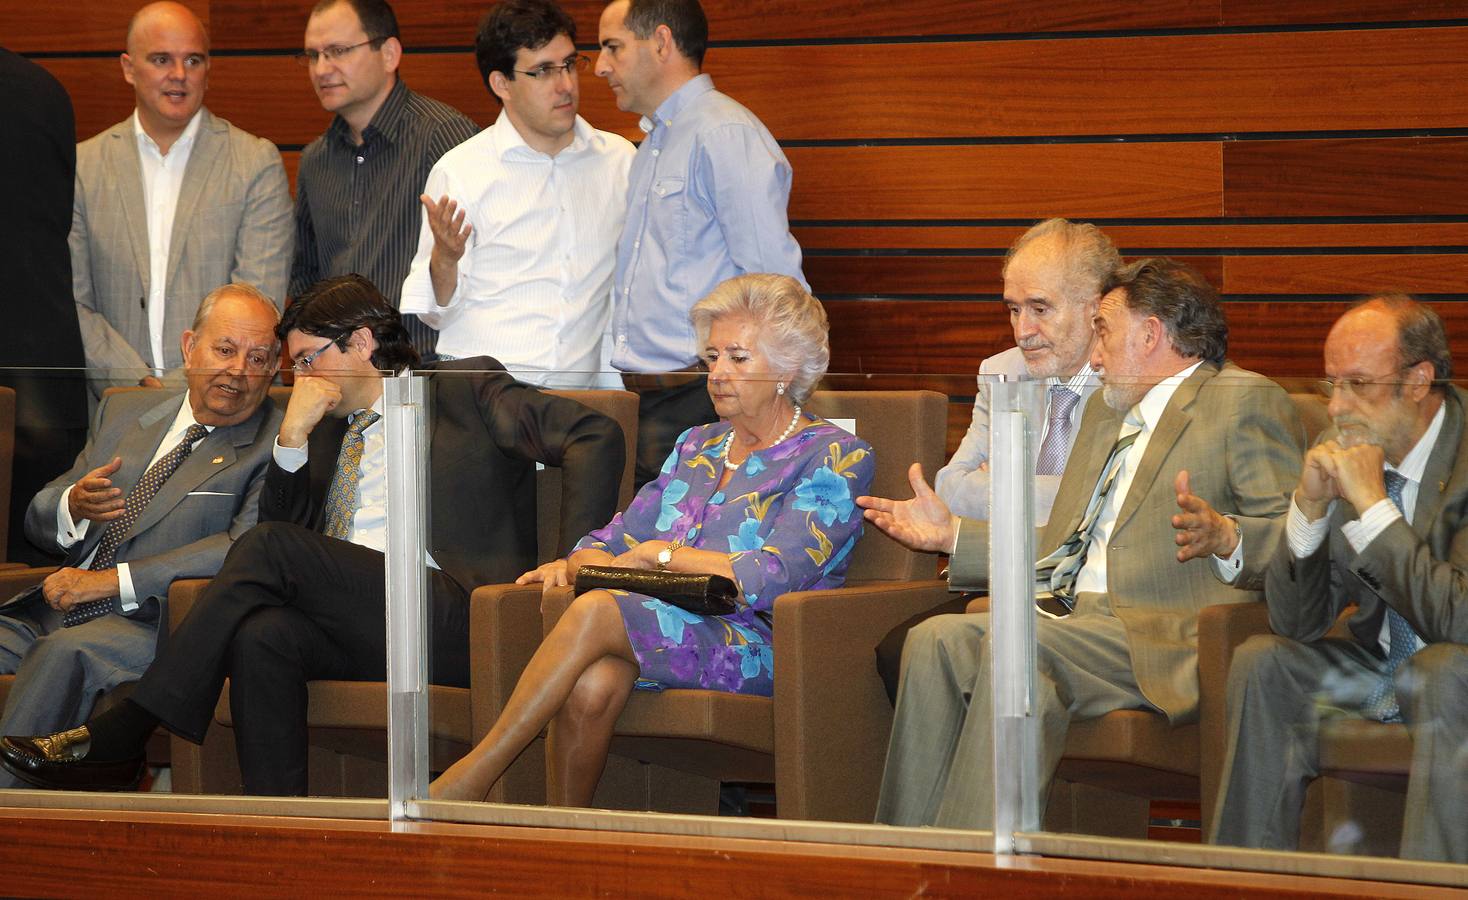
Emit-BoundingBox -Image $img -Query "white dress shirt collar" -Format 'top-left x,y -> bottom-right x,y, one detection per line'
132,107 -> 204,157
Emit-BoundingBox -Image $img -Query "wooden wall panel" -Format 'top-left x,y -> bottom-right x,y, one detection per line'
0,0 -> 208,53
793,224 -> 1468,251
786,144 -> 1222,220
1224,254 -> 1468,295
1225,138 -> 1468,217
1221,0 -> 1468,26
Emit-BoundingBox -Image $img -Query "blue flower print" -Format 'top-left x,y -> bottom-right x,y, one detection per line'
727,516 -> 763,552
744,455 -> 766,477
643,599 -> 704,643
655,479 -> 689,532
735,643 -> 773,679
793,465 -> 854,527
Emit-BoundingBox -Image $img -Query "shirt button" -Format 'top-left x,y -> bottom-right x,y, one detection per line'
652,149 -> 660,157
633,240 -> 640,249
355,155 -> 364,164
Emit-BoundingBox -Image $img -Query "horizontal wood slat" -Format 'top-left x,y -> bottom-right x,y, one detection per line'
0,0 -> 209,53
793,223 -> 1468,251
804,254 -> 1467,297
38,27 -> 1468,145
786,144 -> 1223,220
1225,138 -> 1468,217
823,298 -> 1468,379
1220,0 -> 1468,26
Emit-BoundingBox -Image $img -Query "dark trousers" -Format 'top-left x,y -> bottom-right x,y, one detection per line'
875,596 -> 972,705
129,521 -> 470,796
629,376 -> 717,490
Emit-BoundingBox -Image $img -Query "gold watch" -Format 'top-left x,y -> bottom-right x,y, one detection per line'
656,538 -> 684,570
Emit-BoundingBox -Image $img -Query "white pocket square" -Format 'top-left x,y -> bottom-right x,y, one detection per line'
187,490 -> 234,497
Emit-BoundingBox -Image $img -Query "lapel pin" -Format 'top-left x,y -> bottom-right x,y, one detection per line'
211,456 -> 224,465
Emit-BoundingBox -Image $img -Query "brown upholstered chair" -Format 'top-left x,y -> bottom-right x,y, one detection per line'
171,388 -> 639,796
526,390 -> 952,820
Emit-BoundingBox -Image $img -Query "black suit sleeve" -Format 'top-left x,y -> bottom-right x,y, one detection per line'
472,372 -> 625,557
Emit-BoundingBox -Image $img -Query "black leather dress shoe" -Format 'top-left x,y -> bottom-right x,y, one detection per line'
0,727 -> 145,791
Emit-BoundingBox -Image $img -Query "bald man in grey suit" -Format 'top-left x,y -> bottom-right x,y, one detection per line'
73,2 -> 291,396
0,285 -> 283,786
861,259 -> 1303,829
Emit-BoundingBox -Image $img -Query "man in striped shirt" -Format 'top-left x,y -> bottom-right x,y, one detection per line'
289,0 -> 480,357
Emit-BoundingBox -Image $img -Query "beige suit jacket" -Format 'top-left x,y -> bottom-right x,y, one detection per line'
71,108 -> 292,382
949,361 -> 1304,723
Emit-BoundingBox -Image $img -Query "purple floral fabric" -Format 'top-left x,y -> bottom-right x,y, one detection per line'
574,418 -> 875,696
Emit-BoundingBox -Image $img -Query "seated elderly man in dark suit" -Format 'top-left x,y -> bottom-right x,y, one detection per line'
1211,294 -> 1468,863
0,283 -> 283,788
1,274 -> 625,795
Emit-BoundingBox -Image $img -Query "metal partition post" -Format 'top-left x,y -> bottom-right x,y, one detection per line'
383,372 -> 429,822
988,378 -> 1041,854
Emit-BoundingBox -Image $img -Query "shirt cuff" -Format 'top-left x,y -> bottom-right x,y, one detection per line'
116,562 -> 138,612
1211,516 -> 1245,583
1287,495 -> 1333,558
56,484 -> 87,547
1342,498 -> 1401,554
273,436 -> 308,473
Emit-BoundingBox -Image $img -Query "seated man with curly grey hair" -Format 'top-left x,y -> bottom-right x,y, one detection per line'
431,272 -> 877,805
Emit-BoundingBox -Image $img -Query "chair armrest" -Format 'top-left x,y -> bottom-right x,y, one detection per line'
772,578 -> 956,822
166,578 -> 212,631
468,582 -> 545,743
0,566 -> 56,598
540,585 -> 574,632
1197,599 -> 1271,833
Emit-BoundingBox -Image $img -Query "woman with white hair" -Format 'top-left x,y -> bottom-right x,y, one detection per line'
432,273 -> 875,804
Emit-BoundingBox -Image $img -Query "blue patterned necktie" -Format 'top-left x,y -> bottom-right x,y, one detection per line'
1361,469 -> 1422,723
322,410 -> 380,540
63,423 -> 210,628
1034,425 -> 1140,610
1035,387 -> 1080,477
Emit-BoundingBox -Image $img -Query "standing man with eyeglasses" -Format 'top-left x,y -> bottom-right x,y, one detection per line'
596,0 -> 806,487
399,0 -> 633,387
291,0 -> 480,359
1211,294 -> 1468,863
72,1 -> 292,398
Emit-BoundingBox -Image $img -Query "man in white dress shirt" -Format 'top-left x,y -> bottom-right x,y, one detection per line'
399,0 -> 634,386
71,2 -> 292,397
877,218 -> 1121,702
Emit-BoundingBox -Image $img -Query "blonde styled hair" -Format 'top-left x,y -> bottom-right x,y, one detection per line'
690,274 -> 830,404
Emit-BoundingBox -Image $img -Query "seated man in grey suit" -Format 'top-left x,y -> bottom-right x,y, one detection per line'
0,275 -> 624,795
875,218 -> 1119,701
1211,294 -> 1468,863
73,1 -> 292,396
0,283 -> 283,787
935,218 -> 1117,523
860,258 -> 1303,829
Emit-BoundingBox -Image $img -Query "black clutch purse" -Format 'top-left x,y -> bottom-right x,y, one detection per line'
573,566 -> 739,617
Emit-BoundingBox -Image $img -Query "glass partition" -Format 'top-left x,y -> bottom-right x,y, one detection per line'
0,363 -> 1464,889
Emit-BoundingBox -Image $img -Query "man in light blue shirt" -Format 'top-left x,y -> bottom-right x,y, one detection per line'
596,0 -> 805,485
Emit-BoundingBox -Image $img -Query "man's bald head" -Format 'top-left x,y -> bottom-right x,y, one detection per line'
126,1 -> 208,55
121,1 -> 210,150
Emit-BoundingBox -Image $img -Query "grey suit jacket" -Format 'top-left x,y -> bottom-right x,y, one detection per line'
949,361 -> 1304,723
71,108 -> 292,381
934,346 -> 1099,523
25,389 -> 282,611
1267,386 -> 1468,651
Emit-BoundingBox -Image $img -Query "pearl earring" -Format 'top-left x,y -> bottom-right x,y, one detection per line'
776,382 -> 786,396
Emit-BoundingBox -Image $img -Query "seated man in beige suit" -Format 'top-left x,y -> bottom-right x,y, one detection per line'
861,258 -> 1303,829
72,2 -> 292,396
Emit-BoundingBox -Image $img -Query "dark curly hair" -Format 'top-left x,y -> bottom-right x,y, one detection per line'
475,0 -> 576,100
1106,258 -> 1228,366
279,274 -> 420,373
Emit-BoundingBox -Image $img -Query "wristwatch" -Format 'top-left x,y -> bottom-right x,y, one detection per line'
656,539 -> 684,570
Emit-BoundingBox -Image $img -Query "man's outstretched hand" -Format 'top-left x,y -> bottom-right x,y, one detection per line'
856,462 -> 958,553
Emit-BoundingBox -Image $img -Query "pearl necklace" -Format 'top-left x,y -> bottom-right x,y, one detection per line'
723,405 -> 803,471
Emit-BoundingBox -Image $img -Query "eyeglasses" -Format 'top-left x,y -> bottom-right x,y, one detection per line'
294,38 -> 383,66
292,340 -> 338,374
1317,362 -> 1424,398
514,55 -> 589,81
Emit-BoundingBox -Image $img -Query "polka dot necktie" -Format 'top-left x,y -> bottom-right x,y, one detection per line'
321,410 -> 380,541
1361,469 -> 1423,723
62,423 -> 210,628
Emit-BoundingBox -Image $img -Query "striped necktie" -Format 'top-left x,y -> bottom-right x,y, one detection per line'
1361,469 -> 1423,722
63,423 -> 210,627
1034,426 -> 1140,612
321,410 -> 380,540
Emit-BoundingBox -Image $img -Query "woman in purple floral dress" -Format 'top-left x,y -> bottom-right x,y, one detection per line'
433,275 -> 875,805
